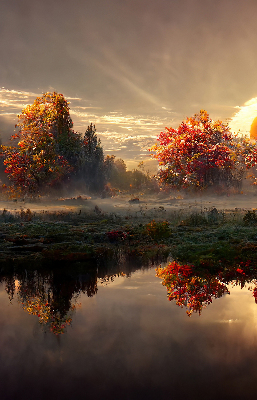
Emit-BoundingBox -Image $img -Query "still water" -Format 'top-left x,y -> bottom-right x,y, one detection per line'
1,263 -> 257,400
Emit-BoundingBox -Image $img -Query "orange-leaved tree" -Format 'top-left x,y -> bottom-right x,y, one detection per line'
1,92 -> 105,196
150,110 -> 257,191
2,92 -> 77,195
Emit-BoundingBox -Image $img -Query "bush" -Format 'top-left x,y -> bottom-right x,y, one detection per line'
145,220 -> 170,241
243,210 -> 257,225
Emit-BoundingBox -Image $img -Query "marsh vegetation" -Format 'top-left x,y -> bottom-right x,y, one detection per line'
0,193 -> 256,271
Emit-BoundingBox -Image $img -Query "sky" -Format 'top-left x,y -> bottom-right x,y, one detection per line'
1,0 -> 257,169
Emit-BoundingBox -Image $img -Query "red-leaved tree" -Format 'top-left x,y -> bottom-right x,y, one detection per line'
150,110 -> 257,191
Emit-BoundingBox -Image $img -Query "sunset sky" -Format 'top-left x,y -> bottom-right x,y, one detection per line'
1,0 -> 257,169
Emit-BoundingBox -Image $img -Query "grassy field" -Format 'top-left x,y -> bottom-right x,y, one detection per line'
0,193 -> 256,271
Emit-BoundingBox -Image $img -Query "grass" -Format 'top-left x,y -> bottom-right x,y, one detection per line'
0,205 -> 256,271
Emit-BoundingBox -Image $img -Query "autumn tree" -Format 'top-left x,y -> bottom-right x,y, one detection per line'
156,257 -> 257,316
150,110 -> 257,191
2,93 -> 76,195
15,92 -> 82,161
14,269 -> 97,335
2,144 -> 70,196
2,93 -> 105,195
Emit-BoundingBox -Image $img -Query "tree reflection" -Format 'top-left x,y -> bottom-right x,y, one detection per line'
157,260 -> 257,316
1,269 -> 98,335
0,261 -> 149,335
4,276 -> 16,302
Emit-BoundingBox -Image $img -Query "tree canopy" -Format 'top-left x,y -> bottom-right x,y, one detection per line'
77,123 -> 105,192
150,110 -> 257,191
1,92 -> 105,196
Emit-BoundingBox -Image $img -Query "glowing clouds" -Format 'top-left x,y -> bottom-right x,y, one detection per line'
0,88 -> 168,165
229,97 -> 257,137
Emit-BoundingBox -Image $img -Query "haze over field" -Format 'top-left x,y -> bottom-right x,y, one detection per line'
1,0 -> 257,169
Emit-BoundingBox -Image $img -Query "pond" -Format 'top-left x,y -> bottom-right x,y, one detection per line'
1,261 -> 257,400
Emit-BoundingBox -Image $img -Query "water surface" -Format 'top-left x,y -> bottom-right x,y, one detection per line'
1,265 -> 257,399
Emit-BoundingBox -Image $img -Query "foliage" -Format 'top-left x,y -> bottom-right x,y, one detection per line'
106,229 -> 127,242
156,261 -> 229,315
6,269 -> 97,335
145,220 -> 170,241
157,260 -> 257,316
243,210 -> 257,225
1,93 -> 76,195
103,156 -> 157,194
15,92 -> 82,164
103,155 -> 127,190
150,110 -> 257,191
77,123 -> 105,192
2,144 -> 71,195
1,93 -> 105,196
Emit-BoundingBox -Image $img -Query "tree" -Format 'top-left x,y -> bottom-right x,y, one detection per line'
2,143 -> 71,196
150,110 -> 257,191
77,123 -> 105,192
15,92 -> 75,150
102,156 -> 158,194
2,92 -> 77,195
103,155 -> 128,190
2,93 -> 105,195
14,269 -> 97,335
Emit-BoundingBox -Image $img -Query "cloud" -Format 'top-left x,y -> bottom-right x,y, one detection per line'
0,88 -> 166,166
0,89 -> 40,110
229,97 -> 257,136
244,97 -> 257,107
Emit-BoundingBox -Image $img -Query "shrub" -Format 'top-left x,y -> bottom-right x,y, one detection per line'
243,210 -> 257,225
145,220 -> 170,241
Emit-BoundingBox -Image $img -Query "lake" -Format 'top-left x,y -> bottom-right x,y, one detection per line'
1,262 -> 257,400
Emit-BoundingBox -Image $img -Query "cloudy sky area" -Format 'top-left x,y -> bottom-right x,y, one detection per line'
1,0 -> 257,169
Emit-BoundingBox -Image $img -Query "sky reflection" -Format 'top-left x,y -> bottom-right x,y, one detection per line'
1,266 -> 257,399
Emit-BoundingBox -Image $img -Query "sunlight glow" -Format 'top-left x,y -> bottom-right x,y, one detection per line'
229,97 -> 257,137
0,87 -> 171,164
0,88 -> 40,110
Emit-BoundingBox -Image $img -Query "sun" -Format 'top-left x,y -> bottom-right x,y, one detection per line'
250,116 -> 257,140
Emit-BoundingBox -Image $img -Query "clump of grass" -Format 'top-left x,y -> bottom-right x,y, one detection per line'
0,209 -> 17,223
20,208 -> 33,221
174,208 -> 227,227
243,210 -> 257,225
145,220 -> 170,241
179,212 -> 207,227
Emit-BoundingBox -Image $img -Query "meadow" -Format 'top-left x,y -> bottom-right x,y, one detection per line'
1,192 -> 256,272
